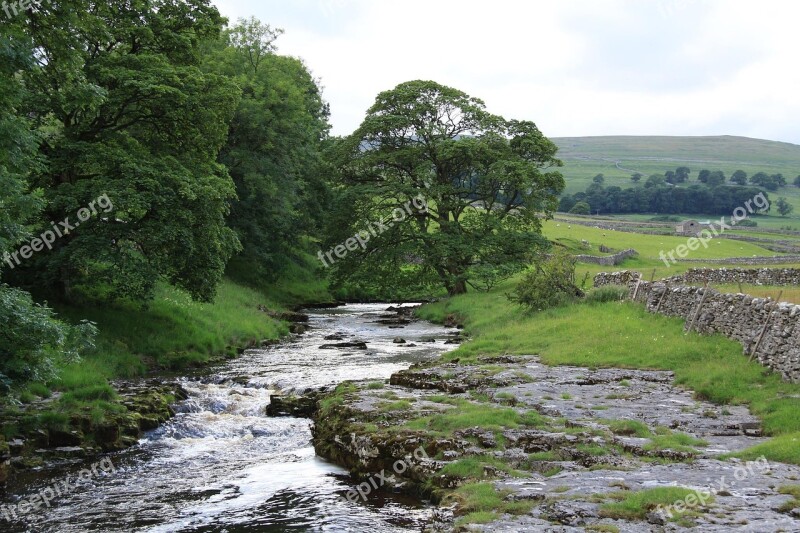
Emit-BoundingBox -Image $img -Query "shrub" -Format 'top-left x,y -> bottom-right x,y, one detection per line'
0,284 -> 97,384
509,249 -> 583,312
569,201 -> 591,215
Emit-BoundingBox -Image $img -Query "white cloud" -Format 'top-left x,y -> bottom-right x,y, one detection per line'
213,0 -> 800,143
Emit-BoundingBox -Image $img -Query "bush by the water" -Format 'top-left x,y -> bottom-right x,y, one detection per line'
509,250 -> 584,312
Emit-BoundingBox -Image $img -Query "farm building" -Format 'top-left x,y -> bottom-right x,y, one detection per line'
675,219 -> 703,236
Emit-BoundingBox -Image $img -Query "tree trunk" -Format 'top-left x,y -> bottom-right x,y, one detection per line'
449,279 -> 467,296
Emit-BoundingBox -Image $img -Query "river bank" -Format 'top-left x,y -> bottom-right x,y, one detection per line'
310,285 -> 800,531
0,255 -> 335,489
1,303 -> 459,531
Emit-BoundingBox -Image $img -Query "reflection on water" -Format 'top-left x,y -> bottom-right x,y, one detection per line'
1,304 -> 456,532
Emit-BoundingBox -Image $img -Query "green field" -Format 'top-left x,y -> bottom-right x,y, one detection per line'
553,135 -> 800,217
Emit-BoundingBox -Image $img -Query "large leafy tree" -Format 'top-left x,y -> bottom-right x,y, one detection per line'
207,18 -> 331,282
0,28 -> 95,388
10,0 -> 241,303
330,80 -> 564,295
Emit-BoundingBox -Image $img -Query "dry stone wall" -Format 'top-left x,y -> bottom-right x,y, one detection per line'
594,270 -> 800,383
668,267 -> 800,286
574,248 -> 638,266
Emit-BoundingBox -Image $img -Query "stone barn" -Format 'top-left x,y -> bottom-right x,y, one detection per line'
675,219 -> 702,236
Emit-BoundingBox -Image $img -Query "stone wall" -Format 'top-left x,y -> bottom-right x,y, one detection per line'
668,267 -> 800,286
574,248 -> 638,266
594,270 -> 800,383
677,255 -> 800,265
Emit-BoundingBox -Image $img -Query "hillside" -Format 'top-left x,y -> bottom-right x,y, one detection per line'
553,135 -> 800,197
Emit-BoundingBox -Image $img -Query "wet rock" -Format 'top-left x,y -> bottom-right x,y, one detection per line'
393,338 -> 407,344
375,318 -> 411,325
7,439 -> 25,454
443,314 -> 462,328
93,423 -> 121,450
48,428 -> 83,447
319,342 -> 368,350
289,323 -> 309,334
543,500 -> 598,526
741,421 -> 763,436
267,310 -> 310,323
646,510 -> 668,525
266,393 -> 320,418
324,334 -> 345,341
0,438 -> 8,486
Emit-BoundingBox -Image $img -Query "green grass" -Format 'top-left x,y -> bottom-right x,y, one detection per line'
644,431 -> 708,454
377,400 -> 412,412
545,220 -> 781,261
599,486 -> 714,521
56,279 -> 288,372
777,485 -> 800,513
443,482 -> 535,526
404,401 -> 545,435
438,455 -> 527,480
605,419 -> 652,438
728,433 -> 800,465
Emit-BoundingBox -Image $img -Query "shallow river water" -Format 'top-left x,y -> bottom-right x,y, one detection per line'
2,303 -> 456,532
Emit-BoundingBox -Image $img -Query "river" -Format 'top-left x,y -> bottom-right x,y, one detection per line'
1,303 -> 456,532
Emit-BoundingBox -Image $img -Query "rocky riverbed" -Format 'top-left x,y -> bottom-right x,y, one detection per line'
0,380 -> 187,473
312,354 -> 800,531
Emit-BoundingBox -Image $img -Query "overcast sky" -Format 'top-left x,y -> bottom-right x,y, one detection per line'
213,0 -> 800,144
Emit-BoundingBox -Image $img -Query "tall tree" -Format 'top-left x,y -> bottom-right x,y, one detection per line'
226,16 -> 283,74
731,169 -> 748,185
776,197 -> 794,217
209,18 -> 331,283
0,27 -> 95,387
706,170 -> 726,187
11,0 -> 241,303
330,80 -> 564,295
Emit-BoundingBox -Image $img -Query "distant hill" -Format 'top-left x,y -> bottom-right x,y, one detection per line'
550,135 -> 800,195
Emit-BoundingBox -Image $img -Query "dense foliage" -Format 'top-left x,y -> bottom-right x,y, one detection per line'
0,5 -> 329,389
560,181 -> 770,215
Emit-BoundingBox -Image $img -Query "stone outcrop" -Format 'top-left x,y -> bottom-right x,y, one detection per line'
266,392 -> 320,417
312,357 -> 800,531
595,270 -> 800,382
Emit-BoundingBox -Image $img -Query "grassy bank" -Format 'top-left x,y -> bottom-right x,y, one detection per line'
3,254 -> 333,437
417,277 -> 800,466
